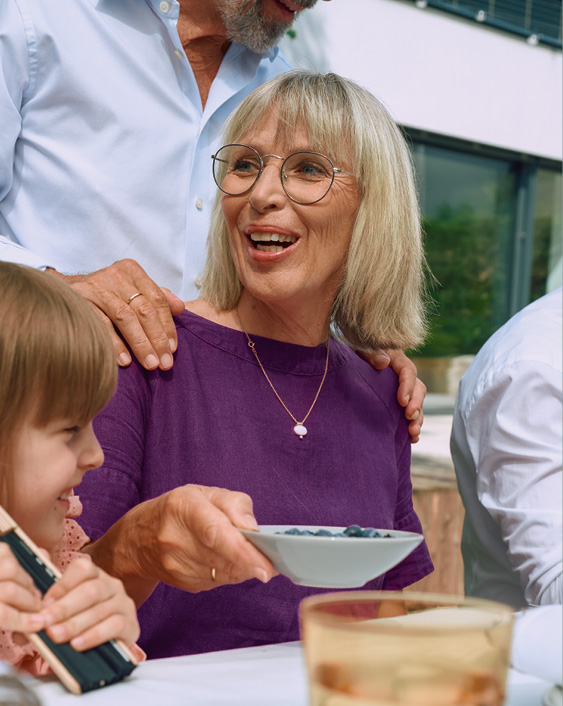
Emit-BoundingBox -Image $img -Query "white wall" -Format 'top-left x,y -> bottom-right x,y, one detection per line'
279,0 -> 562,161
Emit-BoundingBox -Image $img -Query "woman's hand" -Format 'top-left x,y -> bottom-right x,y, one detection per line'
37,557 -> 139,651
84,485 -> 278,607
361,349 -> 426,443
47,260 -> 185,371
0,544 -> 44,633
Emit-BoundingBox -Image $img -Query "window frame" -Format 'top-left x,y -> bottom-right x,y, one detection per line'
404,125 -> 562,320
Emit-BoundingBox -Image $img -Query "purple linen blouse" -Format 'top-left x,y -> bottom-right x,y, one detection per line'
79,311 -> 433,658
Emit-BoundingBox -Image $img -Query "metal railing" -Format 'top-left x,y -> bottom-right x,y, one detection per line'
412,0 -> 562,48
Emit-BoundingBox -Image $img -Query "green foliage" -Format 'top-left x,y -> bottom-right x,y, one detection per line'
413,203 -> 512,357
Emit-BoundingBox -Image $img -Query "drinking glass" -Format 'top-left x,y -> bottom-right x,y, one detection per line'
300,591 -> 514,706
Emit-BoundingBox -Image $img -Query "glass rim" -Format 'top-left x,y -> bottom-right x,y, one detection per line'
211,144 -> 343,205
300,590 -> 514,633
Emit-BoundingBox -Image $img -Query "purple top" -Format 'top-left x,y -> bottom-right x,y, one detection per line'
79,311 -> 433,658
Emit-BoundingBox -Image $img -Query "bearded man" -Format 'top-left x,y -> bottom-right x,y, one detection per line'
0,1 -> 319,361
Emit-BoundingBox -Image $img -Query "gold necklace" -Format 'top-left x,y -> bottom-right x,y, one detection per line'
236,308 -> 330,439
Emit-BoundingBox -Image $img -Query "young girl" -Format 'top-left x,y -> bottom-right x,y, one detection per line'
0,262 -> 142,675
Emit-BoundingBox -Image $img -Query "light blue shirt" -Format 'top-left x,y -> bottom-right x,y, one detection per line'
0,0 -> 291,298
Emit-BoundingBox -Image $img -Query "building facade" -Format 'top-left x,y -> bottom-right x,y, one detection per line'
280,0 -> 562,380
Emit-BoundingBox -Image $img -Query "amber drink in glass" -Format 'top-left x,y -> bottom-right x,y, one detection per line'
300,591 -> 513,706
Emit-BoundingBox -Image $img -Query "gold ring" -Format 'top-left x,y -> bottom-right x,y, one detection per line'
126,292 -> 144,304
210,567 -> 216,582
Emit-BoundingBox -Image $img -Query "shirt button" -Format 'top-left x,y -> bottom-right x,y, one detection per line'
160,1 -> 171,13
195,198 -> 204,210
174,49 -> 183,59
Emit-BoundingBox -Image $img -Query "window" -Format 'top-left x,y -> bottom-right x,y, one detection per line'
412,144 -> 516,356
412,0 -> 562,47
530,168 -> 563,299
406,132 -> 562,357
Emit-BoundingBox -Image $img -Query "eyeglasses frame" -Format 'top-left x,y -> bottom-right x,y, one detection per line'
211,144 -> 356,205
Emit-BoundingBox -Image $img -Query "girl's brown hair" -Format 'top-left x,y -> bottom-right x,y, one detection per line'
0,263 -> 116,508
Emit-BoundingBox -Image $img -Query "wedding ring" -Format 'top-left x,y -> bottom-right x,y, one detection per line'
210,567 -> 217,582
126,292 -> 144,304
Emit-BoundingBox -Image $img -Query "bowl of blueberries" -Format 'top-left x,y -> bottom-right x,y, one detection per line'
239,525 -> 423,588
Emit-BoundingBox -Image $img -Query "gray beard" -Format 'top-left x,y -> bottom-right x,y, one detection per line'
219,0 -> 319,53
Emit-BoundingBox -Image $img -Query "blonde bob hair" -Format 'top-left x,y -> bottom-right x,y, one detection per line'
0,263 -> 116,509
200,70 -> 428,352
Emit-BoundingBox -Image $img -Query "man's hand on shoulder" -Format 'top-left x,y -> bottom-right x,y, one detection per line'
360,349 -> 426,443
47,260 -> 185,370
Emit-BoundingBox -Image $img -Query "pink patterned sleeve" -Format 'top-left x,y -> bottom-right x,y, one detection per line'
0,495 -> 145,676
51,494 -> 91,569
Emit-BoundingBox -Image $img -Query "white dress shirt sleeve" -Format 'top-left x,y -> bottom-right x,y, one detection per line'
0,0 -> 26,204
464,360 -> 562,606
0,2 -> 51,269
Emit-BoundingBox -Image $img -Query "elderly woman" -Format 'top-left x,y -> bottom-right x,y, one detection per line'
78,71 -> 433,658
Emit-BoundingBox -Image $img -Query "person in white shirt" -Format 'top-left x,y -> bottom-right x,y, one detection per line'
451,288 -> 562,608
0,0 -> 426,437
0,0 -> 298,365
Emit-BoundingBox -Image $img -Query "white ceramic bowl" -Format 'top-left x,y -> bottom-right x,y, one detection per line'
240,525 -> 423,588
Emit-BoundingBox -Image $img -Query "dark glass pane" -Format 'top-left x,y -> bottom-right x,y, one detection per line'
530,168 -> 562,300
412,145 -> 516,356
455,0 -> 489,12
495,0 -> 527,28
530,0 -> 562,37
438,0 -> 562,41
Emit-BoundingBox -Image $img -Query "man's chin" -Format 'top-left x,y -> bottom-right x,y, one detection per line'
221,0 -> 319,54
228,23 -> 288,54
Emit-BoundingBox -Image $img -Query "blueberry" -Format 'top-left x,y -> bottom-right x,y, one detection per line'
277,525 -> 394,539
344,525 -> 362,537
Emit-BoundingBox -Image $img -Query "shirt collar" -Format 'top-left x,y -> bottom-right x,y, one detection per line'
145,0 -> 280,62
228,42 -> 280,63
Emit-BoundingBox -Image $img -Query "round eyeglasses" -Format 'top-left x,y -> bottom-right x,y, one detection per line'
211,144 -> 356,205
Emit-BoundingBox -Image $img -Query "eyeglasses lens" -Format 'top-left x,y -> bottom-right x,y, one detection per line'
282,153 -> 334,203
213,146 -> 335,204
213,145 -> 261,195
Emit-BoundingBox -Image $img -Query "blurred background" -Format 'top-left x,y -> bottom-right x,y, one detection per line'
280,0 -> 562,392
280,1 -> 562,593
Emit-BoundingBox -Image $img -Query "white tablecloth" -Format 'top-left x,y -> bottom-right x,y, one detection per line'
22,641 -> 554,706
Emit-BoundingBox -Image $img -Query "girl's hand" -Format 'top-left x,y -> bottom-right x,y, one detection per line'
38,557 -> 139,651
0,543 -> 43,632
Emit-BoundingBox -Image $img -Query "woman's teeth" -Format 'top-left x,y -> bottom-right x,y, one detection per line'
250,233 -> 297,252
